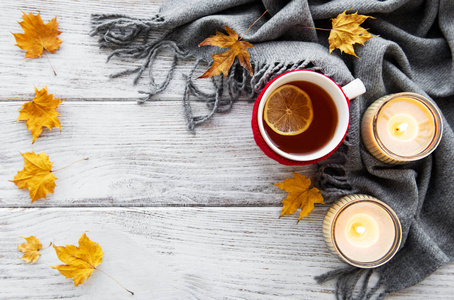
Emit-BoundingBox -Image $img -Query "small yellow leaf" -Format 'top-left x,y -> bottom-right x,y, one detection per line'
298,186 -> 324,220
17,86 -> 62,143
198,25 -> 254,78
11,151 -> 57,202
51,233 -> 103,286
275,172 -> 324,222
12,12 -> 62,59
17,236 -> 43,264
328,10 -> 374,57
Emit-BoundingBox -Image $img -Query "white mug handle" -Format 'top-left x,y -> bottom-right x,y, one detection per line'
342,78 -> 366,100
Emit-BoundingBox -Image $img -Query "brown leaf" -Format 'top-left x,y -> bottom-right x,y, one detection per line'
328,10 -> 374,57
12,12 -> 62,58
11,151 -> 57,202
17,86 -> 62,143
198,25 -> 253,78
275,172 -> 324,222
17,236 -> 43,264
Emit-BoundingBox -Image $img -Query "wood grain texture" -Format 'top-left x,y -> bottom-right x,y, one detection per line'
2,0 -> 454,298
0,101 -> 316,207
0,0 -> 216,100
2,207 -> 454,300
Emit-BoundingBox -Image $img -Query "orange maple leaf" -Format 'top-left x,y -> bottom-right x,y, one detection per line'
17,86 -> 62,144
328,10 -> 374,57
198,25 -> 254,78
11,151 -> 57,202
17,236 -> 43,264
275,172 -> 324,222
13,12 -> 62,58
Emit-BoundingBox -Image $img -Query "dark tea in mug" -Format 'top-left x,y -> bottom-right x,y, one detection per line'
255,70 -> 364,164
262,81 -> 339,155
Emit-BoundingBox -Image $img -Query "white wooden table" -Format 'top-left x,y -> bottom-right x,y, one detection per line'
1,1 -> 453,299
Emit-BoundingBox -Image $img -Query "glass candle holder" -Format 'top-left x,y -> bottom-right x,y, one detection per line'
323,194 -> 402,268
361,92 -> 443,164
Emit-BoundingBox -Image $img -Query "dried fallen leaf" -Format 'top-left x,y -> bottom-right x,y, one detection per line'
198,25 -> 253,78
11,151 -> 57,202
12,12 -> 62,58
51,232 -> 103,286
275,172 -> 324,222
328,10 -> 374,57
17,86 -> 62,143
17,236 -> 43,264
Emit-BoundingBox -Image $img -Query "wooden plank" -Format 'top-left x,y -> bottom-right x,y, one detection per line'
0,0 -> 217,100
2,207 -> 453,299
0,101 -> 316,207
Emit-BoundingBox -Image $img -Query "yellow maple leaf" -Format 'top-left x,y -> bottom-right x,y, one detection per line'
198,25 -> 254,78
17,86 -> 62,143
275,172 -> 324,222
17,236 -> 43,264
51,233 -> 104,286
12,12 -> 62,58
328,10 -> 374,57
11,151 -> 57,202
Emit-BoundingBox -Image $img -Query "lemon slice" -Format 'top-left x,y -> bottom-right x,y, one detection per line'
264,84 -> 314,136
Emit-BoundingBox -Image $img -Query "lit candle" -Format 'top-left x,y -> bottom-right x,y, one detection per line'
361,93 -> 443,164
323,194 -> 402,268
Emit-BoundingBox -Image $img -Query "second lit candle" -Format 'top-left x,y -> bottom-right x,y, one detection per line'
361,92 -> 443,164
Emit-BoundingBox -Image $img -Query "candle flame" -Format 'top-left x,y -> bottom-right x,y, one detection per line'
355,225 -> 366,235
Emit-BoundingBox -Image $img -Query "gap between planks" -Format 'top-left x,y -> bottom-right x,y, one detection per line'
0,98 -> 252,102
0,203 -> 309,209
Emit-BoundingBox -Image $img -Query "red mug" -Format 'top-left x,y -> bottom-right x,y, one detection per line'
252,70 -> 366,165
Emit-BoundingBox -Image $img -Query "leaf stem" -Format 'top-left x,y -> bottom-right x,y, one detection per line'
239,9 -> 268,41
41,241 -> 53,250
52,157 -> 89,173
95,268 -> 134,295
298,25 -> 331,31
43,50 -> 57,76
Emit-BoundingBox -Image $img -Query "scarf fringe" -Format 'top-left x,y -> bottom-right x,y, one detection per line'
91,13 -> 165,46
315,267 -> 387,300
90,14 -> 326,132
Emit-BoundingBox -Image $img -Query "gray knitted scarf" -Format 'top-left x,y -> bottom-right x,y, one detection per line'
91,0 -> 454,298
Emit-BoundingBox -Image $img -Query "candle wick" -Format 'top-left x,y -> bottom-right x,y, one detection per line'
395,123 -> 408,132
